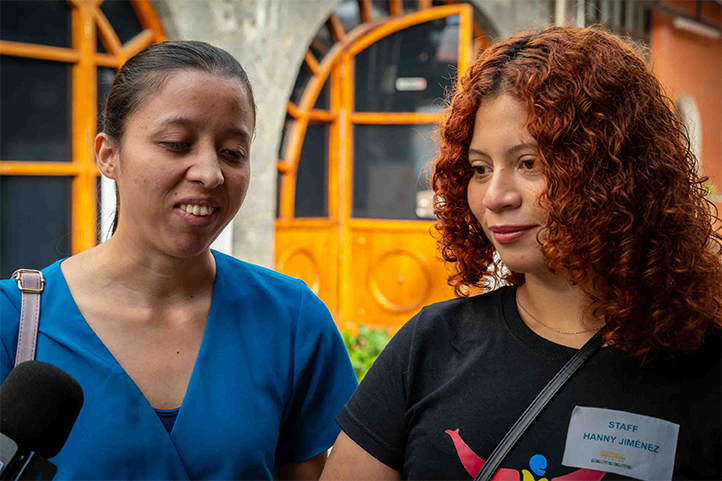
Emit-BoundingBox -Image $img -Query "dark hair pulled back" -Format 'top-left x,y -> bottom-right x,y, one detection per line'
102,40 -> 256,141
100,40 -> 256,234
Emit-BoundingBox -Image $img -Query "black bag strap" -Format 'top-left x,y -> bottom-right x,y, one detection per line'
474,331 -> 604,481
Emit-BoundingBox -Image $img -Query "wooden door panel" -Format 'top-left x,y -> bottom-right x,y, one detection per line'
275,222 -> 339,315
340,220 -> 454,332
274,5 -> 475,333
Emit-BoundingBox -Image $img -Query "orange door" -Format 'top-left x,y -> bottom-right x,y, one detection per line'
276,4 -> 474,333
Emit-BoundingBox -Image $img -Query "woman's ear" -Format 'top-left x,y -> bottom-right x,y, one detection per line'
95,133 -> 119,180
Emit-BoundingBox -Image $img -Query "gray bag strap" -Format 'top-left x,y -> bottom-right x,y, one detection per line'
11,269 -> 45,367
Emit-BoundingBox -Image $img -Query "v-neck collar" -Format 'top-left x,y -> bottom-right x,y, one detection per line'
50,251 -> 222,438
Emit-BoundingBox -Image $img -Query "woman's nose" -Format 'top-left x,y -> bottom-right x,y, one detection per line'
186,148 -> 224,189
482,171 -> 522,212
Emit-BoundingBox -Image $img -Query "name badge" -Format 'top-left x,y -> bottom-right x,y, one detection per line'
562,406 -> 679,481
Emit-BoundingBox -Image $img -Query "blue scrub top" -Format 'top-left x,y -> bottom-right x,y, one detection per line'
1,251 -> 358,480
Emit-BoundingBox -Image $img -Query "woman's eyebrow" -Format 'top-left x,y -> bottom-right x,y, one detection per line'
468,148 -> 489,158
468,142 -> 537,158
157,116 -> 199,128
152,117 -> 250,141
225,127 -> 251,141
150,117 -> 197,137
505,142 -> 538,156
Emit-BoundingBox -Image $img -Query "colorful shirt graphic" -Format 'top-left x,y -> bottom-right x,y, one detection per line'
445,429 -> 606,481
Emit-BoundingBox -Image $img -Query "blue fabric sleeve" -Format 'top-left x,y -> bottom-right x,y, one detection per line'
275,281 -> 358,464
0,279 -> 20,383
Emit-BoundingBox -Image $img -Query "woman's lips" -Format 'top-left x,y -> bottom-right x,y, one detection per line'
176,206 -> 220,226
489,225 -> 535,244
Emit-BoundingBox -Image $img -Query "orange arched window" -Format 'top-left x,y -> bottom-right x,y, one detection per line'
0,0 -> 165,278
276,0 -> 487,331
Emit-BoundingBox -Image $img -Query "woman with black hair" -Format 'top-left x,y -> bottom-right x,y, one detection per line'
1,40 -> 357,480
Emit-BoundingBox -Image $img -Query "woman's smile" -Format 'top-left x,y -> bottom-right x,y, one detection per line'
176,204 -> 221,226
174,196 -> 223,227
488,225 -> 537,244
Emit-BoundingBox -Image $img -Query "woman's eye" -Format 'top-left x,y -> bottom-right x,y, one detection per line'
520,158 -> 536,170
222,149 -> 245,161
469,164 -> 491,178
161,142 -> 190,151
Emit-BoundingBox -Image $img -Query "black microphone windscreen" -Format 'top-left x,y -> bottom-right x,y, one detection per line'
0,361 -> 84,459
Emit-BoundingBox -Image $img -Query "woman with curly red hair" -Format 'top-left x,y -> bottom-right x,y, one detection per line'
322,25 -> 721,481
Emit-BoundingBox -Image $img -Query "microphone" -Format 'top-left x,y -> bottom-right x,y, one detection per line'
0,361 -> 84,480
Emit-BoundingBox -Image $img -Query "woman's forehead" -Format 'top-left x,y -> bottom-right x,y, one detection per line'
129,71 -> 254,132
475,94 -> 527,124
471,94 -> 534,149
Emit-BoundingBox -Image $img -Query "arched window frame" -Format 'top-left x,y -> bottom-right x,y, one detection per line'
0,0 -> 165,254
276,0 -> 484,224
275,0 -> 486,328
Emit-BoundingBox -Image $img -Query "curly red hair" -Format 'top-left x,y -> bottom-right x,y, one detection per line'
432,25 -> 722,359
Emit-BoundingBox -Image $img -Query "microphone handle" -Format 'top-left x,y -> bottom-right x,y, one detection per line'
0,435 -> 56,481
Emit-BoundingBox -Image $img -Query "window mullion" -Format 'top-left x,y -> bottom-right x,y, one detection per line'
457,3 -> 473,89
71,1 -> 99,254
0,40 -> 80,63
328,67 -> 341,221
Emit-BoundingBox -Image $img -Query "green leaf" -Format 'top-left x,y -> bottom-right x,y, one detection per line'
342,325 -> 391,381
703,183 -> 716,197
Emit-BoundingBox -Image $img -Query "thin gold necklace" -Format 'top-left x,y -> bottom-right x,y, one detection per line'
516,290 -> 604,335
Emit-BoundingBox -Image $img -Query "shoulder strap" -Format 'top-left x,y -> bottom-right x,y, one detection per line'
11,269 -> 45,367
474,331 -> 604,481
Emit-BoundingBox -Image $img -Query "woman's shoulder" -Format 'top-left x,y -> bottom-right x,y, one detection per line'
1,260 -> 65,312
417,286 -> 511,328
670,327 -> 722,373
212,250 -> 326,316
394,286 -> 513,348
213,249 -> 306,290
1,260 -> 65,377
420,286 -> 509,318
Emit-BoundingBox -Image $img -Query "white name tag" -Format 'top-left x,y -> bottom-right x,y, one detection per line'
562,406 -> 679,481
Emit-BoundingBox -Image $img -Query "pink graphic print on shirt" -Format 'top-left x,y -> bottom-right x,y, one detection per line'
445,429 -> 607,481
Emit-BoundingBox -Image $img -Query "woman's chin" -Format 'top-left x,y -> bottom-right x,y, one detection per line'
159,236 -> 216,260
497,255 -> 548,277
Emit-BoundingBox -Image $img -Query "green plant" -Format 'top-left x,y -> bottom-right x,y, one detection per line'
703,182 -> 716,198
342,325 -> 391,381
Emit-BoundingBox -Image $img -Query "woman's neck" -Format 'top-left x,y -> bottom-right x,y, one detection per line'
71,236 -> 216,307
517,272 -> 605,348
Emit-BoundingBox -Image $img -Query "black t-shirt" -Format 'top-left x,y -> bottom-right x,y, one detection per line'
337,286 -> 721,480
